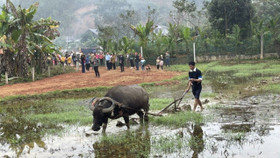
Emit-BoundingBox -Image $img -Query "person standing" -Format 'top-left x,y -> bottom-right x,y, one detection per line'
126,53 -> 129,67
81,53 -> 86,73
67,56 -> 72,66
156,57 -> 160,70
135,52 -> 140,70
72,52 -> 77,66
93,55 -> 100,77
105,52 -> 111,70
90,53 -> 95,70
111,53 -> 116,70
99,52 -> 104,66
185,61 -> 204,112
165,51 -> 170,67
140,57 -> 146,71
86,54 -> 91,71
60,56 -> 65,66
160,57 -> 164,70
119,54 -> 125,72
129,53 -> 134,69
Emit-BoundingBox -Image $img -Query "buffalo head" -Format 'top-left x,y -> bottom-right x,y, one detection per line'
90,97 -> 118,131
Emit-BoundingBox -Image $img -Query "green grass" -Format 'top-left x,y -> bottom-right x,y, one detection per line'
0,86 -> 111,102
94,130 -> 150,158
149,98 -> 174,110
152,135 -> 184,154
263,83 -> 280,94
150,111 -> 203,127
26,106 -> 92,125
24,99 -> 92,125
201,92 -> 217,98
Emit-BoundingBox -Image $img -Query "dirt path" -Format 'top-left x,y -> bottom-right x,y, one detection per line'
0,66 -> 182,98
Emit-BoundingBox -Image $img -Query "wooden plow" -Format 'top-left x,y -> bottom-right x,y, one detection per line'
147,91 -> 188,116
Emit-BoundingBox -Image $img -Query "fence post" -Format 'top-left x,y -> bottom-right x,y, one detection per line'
32,67 -> 35,81
193,42 -> 196,63
48,66 -> 51,77
76,62 -> 79,72
5,71 -> 8,84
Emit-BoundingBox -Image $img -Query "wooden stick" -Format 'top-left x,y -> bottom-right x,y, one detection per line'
158,91 -> 188,114
157,100 -> 177,114
147,112 -> 163,116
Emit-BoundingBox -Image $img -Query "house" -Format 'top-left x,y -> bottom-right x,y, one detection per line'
153,25 -> 169,36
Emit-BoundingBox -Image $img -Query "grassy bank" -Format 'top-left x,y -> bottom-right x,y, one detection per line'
0,86 -> 112,103
167,59 -> 280,98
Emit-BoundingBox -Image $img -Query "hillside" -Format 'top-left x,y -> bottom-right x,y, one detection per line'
3,0 -> 206,37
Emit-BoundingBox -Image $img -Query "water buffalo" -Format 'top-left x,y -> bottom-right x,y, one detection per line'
90,85 -> 149,132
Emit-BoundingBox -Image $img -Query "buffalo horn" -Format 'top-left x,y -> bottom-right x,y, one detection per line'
89,98 -> 99,111
100,97 -> 119,113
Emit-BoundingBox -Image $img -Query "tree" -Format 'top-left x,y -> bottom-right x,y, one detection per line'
118,36 -> 134,54
130,20 -> 155,50
98,26 -> 116,52
253,0 -> 280,20
0,0 -> 60,78
152,30 -> 167,56
227,25 -> 243,54
208,0 -> 254,38
171,0 -> 197,27
93,0 -> 137,40
180,26 -> 191,54
251,20 -> 270,59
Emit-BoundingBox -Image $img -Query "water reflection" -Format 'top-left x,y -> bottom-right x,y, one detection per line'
0,117 -> 44,157
187,124 -> 204,158
206,71 -> 250,92
0,115 -> 61,157
93,125 -> 151,158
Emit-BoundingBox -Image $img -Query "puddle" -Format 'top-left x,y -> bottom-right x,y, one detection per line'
1,91 -> 280,157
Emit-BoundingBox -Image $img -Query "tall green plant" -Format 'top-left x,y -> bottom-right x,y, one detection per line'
180,26 -> 191,54
130,20 -> 155,49
227,25 -> 243,54
118,36 -> 134,54
0,0 -> 60,78
251,20 -> 270,59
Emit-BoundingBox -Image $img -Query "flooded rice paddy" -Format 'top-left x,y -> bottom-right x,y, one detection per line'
1,91 -> 279,157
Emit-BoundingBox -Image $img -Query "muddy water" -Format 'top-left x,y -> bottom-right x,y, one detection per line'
1,93 -> 280,157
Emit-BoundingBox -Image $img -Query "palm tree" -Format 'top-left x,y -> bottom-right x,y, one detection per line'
251,20 -> 270,59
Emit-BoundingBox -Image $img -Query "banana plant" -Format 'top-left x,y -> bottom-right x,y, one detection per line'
179,26 -> 191,54
227,25 -> 243,54
130,20 -> 155,49
0,4 -> 20,76
1,0 -> 60,77
118,36 -> 134,54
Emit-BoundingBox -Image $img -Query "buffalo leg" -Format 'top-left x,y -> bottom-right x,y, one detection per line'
123,116 -> 130,129
144,109 -> 149,122
102,118 -> 108,133
137,111 -> 144,124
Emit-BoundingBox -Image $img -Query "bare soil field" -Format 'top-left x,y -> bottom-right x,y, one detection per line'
0,66 -> 182,98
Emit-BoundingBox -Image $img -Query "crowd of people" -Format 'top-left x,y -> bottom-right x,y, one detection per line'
47,50 -> 171,78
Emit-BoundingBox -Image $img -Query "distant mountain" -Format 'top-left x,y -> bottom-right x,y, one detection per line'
2,0 -> 208,37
